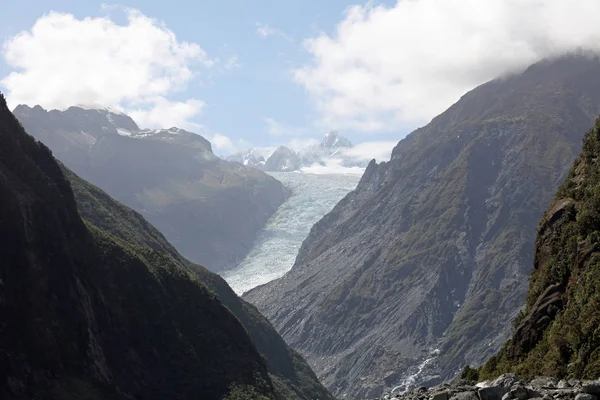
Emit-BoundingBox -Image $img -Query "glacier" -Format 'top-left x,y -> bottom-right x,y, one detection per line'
221,171 -> 361,295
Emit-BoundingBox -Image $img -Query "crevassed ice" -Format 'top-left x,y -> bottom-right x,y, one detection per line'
221,171 -> 361,295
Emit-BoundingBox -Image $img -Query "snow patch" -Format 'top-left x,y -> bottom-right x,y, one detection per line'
74,104 -> 126,115
79,130 -> 97,144
116,128 -> 132,137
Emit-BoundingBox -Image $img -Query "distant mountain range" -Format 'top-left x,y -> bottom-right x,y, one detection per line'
226,131 -> 368,173
13,105 -> 289,272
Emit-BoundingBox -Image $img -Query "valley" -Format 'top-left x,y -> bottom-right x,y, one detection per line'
222,171 -> 362,295
4,2 -> 600,399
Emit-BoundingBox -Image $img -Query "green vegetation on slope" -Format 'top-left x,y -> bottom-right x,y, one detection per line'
62,153 -> 334,400
481,116 -> 600,379
0,92 -> 276,400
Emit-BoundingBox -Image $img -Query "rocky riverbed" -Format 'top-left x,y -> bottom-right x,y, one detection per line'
375,375 -> 600,400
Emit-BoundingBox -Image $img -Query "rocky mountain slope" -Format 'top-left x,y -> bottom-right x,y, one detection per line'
12,105 -> 289,272
62,167 -> 335,400
0,93 -> 277,400
245,55 -> 600,398
480,115 -> 600,380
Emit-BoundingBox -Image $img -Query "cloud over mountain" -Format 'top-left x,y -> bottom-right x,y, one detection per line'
295,0 -> 600,132
1,8 -> 211,128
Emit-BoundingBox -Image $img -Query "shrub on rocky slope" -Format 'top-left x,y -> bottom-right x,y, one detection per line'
481,116 -> 600,380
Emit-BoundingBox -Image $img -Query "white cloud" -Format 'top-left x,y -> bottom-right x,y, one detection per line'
301,158 -> 365,175
295,0 -> 600,132
205,133 -> 252,155
1,9 -> 212,127
256,22 -> 292,41
256,22 -> 278,38
287,137 -> 320,150
211,133 -> 235,150
265,117 -> 308,136
339,140 -> 397,162
224,55 -> 240,70
128,97 -> 205,129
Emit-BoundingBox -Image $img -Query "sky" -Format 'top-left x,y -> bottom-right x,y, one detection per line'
2,0 -> 600,158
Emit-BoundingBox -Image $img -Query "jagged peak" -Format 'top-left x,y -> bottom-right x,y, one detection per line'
320,130 -> 352,149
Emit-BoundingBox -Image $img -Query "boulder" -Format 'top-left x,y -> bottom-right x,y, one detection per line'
531,378 -> 558,389
503,393 -> 515,400
451,391 -> 479,400
575,394 -> 596,400
494,375 -> 521,388
480,386 -> 511,400
582,384 -> 600,396
432,392 -> 450,400
511,386 -> 529,400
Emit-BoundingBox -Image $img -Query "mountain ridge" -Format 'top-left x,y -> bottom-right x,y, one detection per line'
62,165 -> 335,400
226,131 -> 366,172
245,54 -> 600,398
0,92 -> 277,400
13,104 -> 289,272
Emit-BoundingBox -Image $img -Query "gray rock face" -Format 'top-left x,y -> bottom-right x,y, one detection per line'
13,105 -> 290,272
245,55 -> 600,396
264,146 -> 302,172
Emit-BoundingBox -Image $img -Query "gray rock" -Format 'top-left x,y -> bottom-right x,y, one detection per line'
480,386 -> 511,400
450,391 -> 479,400
494,374 -> 521,388
510,386 -> 529,400
432,392 -> 449,400
527,389 -> 544,399
531,378 -> 558,389
503,393 -> 515,400
558,381 -> 571,389
575,394 -> 596,400
583,384 -> 600,396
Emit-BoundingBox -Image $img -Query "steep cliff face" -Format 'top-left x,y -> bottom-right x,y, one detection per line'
245,55 -> 600,398
13,105 -> 289,272
0,94 -> 276,399
63,167 -> 335,400
481,116 -> 600,380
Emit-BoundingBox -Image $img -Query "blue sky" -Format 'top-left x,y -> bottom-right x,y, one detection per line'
0,0 -> 403,156
2,0 -> 600,157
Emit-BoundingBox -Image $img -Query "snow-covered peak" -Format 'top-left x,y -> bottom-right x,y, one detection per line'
73,104 -> 128,116
320,131 -> 352,149
224,132 -> 370,173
